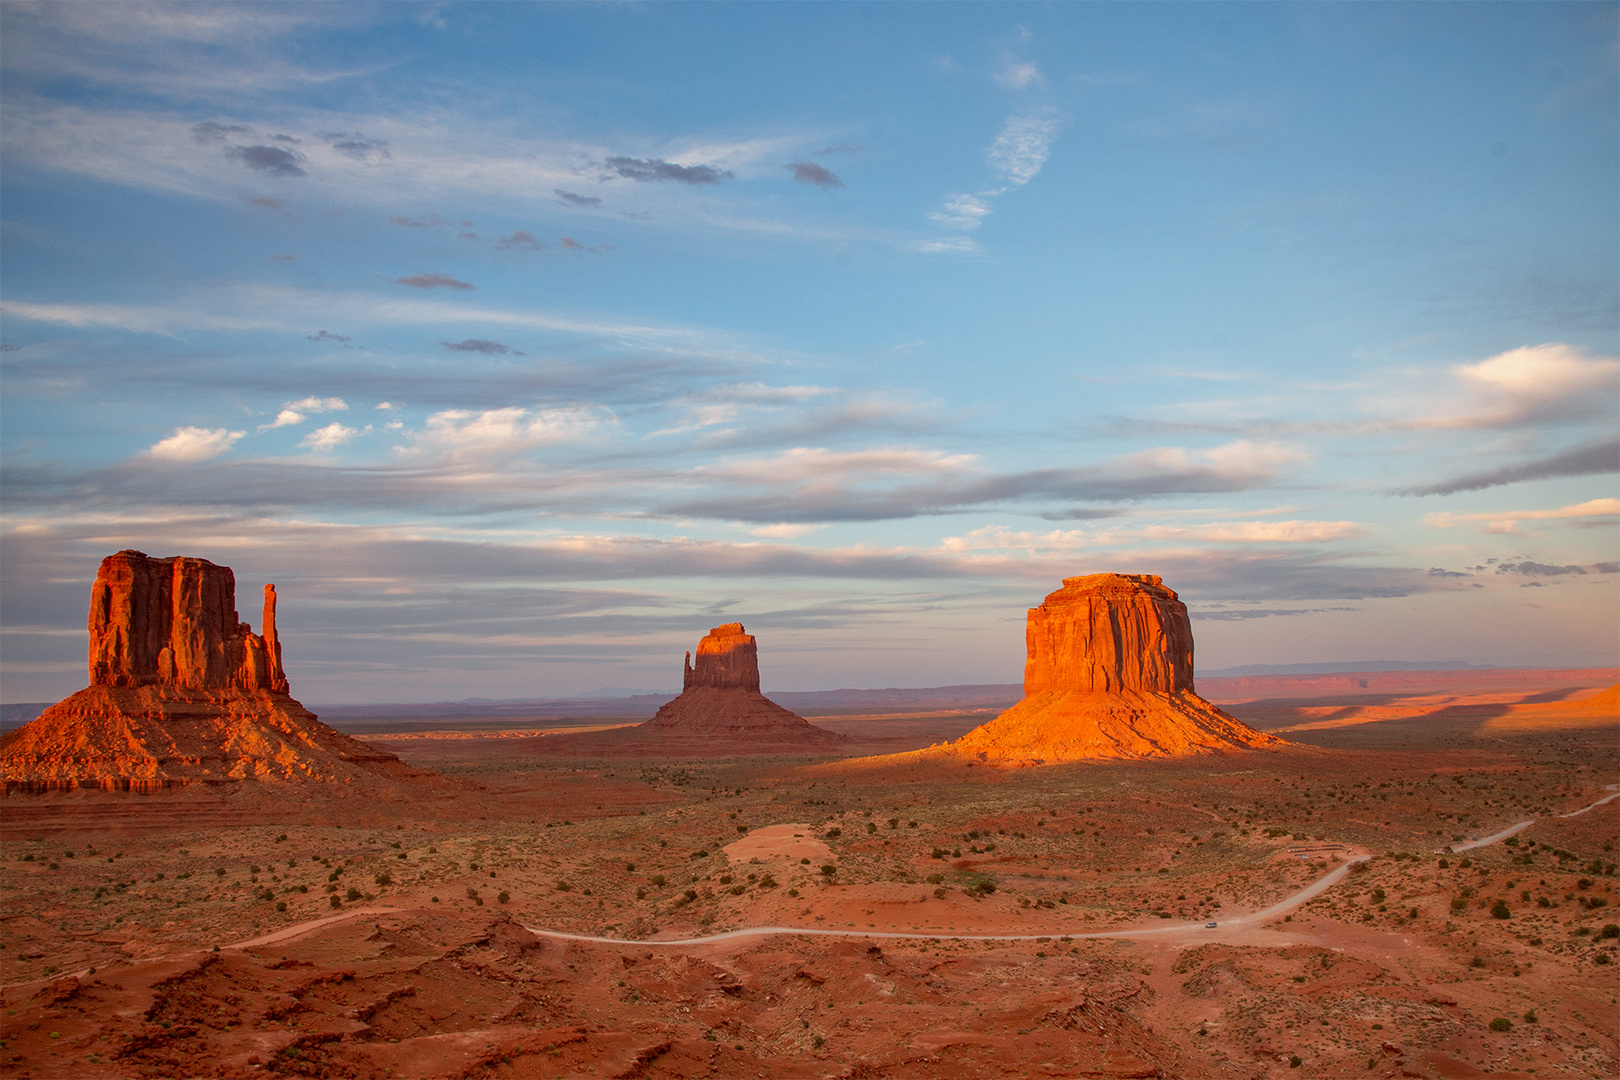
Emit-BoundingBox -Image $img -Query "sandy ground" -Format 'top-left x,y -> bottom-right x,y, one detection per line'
1,670 -> 1615,1079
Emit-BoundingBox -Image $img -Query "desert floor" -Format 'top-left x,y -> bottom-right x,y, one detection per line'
2,669 -> 1616,1079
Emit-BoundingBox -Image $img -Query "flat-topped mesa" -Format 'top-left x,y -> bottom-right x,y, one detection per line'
1025,574 -> 1194,696
682,622 -> 761,692
948,573 -> 1280,763
87,550 -> 286,693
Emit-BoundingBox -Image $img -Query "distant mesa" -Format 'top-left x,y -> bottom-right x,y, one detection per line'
640,623 -> 847,747
949,574 -> 1281,763
531,623 -> 848,756
1,550 -> 416,793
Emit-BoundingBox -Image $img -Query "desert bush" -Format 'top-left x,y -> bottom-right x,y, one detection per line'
498,890 -> 510,904
1602,924 -> 1619,938
275,901 -> 287,912
555,880 -> 572,891
466,886 -> 479,899
1490,900 -> 1510,919
821,864 -> 836,876
329,895 -> 341,909
345,887 -> 361,901
759,874 -> 777,888
650,874 -> 666,886
926,873 -> 944,884
1488,1018 -> 1512,1032
374,871 -> 392,887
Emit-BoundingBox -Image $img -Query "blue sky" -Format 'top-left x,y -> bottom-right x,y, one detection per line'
2,2 -> 1616,704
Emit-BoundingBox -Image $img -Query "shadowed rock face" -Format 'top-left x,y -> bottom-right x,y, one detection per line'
2,551 -> 407,794
682,623 -> 761,692
88,550 -> 286,693
952,574 -> 1280,763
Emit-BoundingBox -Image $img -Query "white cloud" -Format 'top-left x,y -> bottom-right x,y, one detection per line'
264,409 -> 306,429
1116,439 -> 1307,486
287,396 -> 348,412
1425,497 -> 1620,534
1449,344 -> 1620,427
930,193 -> 993,230
402,406 -> 606,461
300,422 -> 359,452
144,425 -> 245,462
375,401 -> 399,410
988,113 -> 1058,186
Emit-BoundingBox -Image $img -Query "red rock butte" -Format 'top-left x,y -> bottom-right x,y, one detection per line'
950,574 -> 1281,763
639,623 -> 846,748
1,550 -> 411,793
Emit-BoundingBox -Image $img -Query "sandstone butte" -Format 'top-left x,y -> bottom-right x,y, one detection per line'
0,550 -> 409,794
638,623 -> 847,748
949,574 -> 1282,763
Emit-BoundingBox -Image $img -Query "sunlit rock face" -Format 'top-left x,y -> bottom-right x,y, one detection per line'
647,624 -> 845,747
1023,574 -> 1195,696
88,550 -> 287,693
2,552 -> 405,794
682,623 -> 762,692
951,574 -> 1281,763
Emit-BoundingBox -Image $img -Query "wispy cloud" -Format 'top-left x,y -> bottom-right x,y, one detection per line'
987,112 -> 1058,186
1425,497 -> 1620,534
994,61 -> 1043,90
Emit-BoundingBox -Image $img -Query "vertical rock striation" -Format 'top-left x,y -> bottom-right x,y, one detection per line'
2,551 -> 408,793
87,551 -> 287,692
951,574 -> 1280,763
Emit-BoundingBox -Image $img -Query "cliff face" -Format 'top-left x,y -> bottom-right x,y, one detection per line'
952,574 -> 1280,763
2,551 -> 408,794
1023,574 -> 1194,695
682,623 -> 761,692
88,550 -> 286,693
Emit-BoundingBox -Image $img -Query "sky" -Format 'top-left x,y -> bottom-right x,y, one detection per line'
1,2 -> 1616,705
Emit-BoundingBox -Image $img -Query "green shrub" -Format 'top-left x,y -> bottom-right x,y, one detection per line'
1488,1018 -> 1512,1032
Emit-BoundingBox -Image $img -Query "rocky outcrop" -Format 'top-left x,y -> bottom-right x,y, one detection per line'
634,624 -> 845,749
682,623 -> 761,691
88,550 -> 286,692
950,574 -> 1280,763
2,552 -> 410,794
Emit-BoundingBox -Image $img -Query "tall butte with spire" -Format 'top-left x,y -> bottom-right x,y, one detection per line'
638,623 -> 847,747
948,574 -> 1280,763
1,550 -> 407,793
